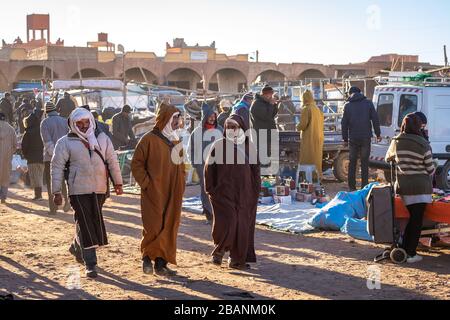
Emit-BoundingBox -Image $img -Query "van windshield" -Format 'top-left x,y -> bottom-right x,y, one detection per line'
377,94 -> 394,127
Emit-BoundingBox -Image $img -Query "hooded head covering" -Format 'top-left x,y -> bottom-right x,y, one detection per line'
69,107 -> 100,150
302,90 -> 317,108
154,103 -> 181,142
201,102 -> 217,128
224,114 -> 248,145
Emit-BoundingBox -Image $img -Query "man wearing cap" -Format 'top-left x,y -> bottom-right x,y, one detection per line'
341,87 -> 381,191
111,105 -> 136,150
56,92 -> 76,119
40,102 -> 70,214
250,86 -> 279,161
232,92 -> 254,129
0,112 -> 17,204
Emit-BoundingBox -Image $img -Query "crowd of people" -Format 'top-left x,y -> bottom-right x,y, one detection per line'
0,83 -> 436,279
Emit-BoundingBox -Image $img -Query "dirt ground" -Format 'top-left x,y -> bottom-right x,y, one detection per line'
0,182 -> 449,300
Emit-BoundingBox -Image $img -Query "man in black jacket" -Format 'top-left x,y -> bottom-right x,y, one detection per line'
111,105 -> 136,150
250,86 -> 279,163
55,92 -> 76,119
341,87 -> 381,191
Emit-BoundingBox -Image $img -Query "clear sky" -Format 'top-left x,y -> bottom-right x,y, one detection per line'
1,0 -> 449,65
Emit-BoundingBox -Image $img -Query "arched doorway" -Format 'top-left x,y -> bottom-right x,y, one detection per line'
298,69 -> 326,81
72,68 -> 106,79
166,68 -> 202,90
255,70 -> 286,84
15,65 -> 58,82
209,68 -> 247,93
124,67 -> 158,84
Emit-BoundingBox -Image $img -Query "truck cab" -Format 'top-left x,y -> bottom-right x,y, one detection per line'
370,79 -> 450,190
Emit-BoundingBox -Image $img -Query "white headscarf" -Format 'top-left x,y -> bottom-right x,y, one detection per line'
69,108 -> 100,151
162,112 -> 181,142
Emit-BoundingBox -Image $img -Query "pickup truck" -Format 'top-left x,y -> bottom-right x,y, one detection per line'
279,131 -> 349,181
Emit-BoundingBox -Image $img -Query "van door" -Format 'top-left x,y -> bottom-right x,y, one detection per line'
370,91 -> 397,167
396,91 -> 421,130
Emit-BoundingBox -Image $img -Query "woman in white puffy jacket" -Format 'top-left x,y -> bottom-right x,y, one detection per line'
51,108 -> 123,278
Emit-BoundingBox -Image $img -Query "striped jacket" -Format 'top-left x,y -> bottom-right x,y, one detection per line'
385,133 -> 434,196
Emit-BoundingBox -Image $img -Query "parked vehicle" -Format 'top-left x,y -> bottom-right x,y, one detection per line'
370,77 -> 450,190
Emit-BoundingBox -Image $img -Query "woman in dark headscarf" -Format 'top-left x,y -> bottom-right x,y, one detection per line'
385,113 -> 435,264
205,114 -> 261,270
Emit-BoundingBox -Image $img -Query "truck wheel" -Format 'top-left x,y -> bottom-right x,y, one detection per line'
333,152 -> 349,182
436,161 -> 450,191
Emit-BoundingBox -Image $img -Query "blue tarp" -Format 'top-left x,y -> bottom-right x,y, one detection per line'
341,218 -> 374,242
308,183 -> 378,241
13,82 -> 42,91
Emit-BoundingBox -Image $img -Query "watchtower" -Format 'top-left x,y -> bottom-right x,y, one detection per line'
27,14 -> 50,43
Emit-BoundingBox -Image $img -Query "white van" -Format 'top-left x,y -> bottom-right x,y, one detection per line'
369,79 -> 450,190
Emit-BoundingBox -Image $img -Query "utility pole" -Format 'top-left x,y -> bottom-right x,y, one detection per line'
444,45 -> 448,67
256,50 -> 259,63
118,44 -> 127,106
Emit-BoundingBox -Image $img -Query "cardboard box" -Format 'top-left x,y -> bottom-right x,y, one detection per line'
275,195 -> 292,205
276,186 -> 290,196
296,192 -> 313,203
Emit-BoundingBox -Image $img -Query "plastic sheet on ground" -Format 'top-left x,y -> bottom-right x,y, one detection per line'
182,197 -> 319,234
309,183 -> 377,231
308,183 -> 379,241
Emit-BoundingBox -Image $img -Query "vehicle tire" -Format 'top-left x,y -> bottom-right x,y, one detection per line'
390,248 -> 407,264
333,152 -> 349,182
436,161 -> 450,191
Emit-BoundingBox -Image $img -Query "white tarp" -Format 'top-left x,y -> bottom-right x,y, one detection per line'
52,80 -> 124,90
182,197 -> 318,234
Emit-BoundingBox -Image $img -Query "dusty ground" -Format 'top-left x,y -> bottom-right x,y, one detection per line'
0,182 -> 449,300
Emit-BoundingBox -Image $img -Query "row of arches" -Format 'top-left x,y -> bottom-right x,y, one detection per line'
7,65 -> 328,91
